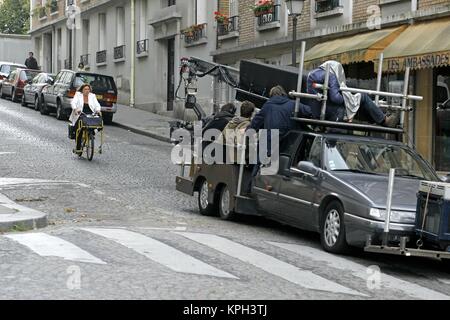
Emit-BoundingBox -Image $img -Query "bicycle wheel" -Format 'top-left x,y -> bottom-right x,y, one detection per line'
86,132 -> 95,161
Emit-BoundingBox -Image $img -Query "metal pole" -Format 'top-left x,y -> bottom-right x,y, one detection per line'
401,67 -> 411,129
382,168 -> 396,246
130,0 -> 136,108
292,15 -> 298,67
320,64 -> 330,121
294,41 -> 306,117
236,144 -> 246,197
375,53 -> 383,106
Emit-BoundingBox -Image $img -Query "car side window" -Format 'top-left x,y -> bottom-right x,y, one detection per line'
53,72 -> 63,84
65,73 -> 74,86
292,136 -> 322,168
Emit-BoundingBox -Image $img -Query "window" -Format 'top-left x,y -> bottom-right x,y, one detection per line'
293,136 -> 322,168
98,13 -> 106,51
82,20 -> 90,54
195,0 -> 207,24
168,0 -> 176,6
139,0 -> 148,41
230,0 -> 238,17
315,0 -> 341,13
116,7 -> 125,46
434,67 -> 450,171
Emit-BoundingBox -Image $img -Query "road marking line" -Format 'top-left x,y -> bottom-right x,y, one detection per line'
268,242 -> 450,300
5,233 -> 106,265
0,152 -> 16,155
81,228 -> 237,279
0,178 -> 90,189
176,232 -> 365,296
138,227 -> 187,231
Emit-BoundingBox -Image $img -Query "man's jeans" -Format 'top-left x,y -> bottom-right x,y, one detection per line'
357,93 -> 385,124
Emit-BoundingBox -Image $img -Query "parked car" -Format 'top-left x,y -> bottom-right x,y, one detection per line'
41,70 -> 118,123
0,61 -> 26,92
21,72 -> 56,110
176,130 -> 441,253
0,61 -> 26,81
0,68 -> 40,102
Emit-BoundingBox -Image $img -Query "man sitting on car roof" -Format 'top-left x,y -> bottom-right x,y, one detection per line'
307,60 -> 398,127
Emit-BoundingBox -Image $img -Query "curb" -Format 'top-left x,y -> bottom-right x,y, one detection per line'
0,193 -> 48,233
112,122 -> 172,144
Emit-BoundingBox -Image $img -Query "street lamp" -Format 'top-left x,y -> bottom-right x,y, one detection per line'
285,0 -> 305,66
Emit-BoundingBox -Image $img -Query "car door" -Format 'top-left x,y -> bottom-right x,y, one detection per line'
3,71 -> 16,96
48,72 -> 64,106
253,131 -> 302,218
277,134 -> 323,231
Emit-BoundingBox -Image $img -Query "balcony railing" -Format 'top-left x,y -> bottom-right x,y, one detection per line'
217,16 -> 239,37
114,45 -> 125,60
137,39 -> 149,54
96,50 -> 107,64
315,0 -> 341,13
182,23 -> 207,44
256,4 -> 281,26
64,58 -> 72,70
80,54 -> 89,66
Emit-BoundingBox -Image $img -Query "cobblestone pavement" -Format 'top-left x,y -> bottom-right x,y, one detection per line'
1,98 -> 450,300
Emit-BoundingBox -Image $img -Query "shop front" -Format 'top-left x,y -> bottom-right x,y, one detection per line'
380,17 -> 450,172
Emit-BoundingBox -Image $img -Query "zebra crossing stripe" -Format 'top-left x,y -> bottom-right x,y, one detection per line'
268,242 -> 450,300
81,228 -> 237,279
5,233 -> 106,265
176,232 -> 366,296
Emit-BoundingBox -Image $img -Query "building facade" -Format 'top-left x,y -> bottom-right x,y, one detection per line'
29,0 -> 220,118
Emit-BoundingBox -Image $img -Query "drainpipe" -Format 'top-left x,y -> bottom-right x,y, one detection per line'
130,0 -> 136,108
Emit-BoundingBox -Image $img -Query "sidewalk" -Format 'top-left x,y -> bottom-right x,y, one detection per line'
0,193 -> 47,233
113,104 -> 174,143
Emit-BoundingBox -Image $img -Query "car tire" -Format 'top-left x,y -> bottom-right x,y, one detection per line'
21,94 -> 27,107
40,97 -> 49,115
320,200 -> 349,254
102,113 -> 113,125
218,185 -> 236,220
56,100 -> 67,120
34,96 -> 40,111
198,180 -> 218,216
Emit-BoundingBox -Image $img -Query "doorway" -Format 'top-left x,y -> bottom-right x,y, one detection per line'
167,38 -> 175,111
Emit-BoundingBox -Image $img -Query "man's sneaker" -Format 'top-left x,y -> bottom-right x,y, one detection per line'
384,114 -> 399,128
73,149 -> 82,155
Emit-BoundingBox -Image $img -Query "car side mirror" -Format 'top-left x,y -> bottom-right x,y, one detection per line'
47,79 -> 54,85
296,161 -> 320,177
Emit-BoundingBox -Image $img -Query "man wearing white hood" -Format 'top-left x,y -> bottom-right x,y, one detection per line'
307,60 -> 398,127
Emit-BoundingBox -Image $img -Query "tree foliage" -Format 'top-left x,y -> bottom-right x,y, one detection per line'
0,0 -> 30,34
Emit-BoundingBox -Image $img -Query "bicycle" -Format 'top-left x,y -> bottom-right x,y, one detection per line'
74,112 -> 104,161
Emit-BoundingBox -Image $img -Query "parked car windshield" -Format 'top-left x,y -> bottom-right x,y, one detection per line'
73,74 -> 117,93
1,65 -> 20,74
324,139 -> 437,181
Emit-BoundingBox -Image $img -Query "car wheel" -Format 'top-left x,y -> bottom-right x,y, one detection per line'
198,180 -> 217,216
56,100 -> 67,120
34,96 -> 40,111
102,113 -> 113,125
320,200 -> 349,253
40,97 -> 49,115
218,185 -> 236,220
21,94 -> 27,107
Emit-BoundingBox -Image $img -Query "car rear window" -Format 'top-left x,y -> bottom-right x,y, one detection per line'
1,65 -> 20,74
21,70 -> 40,81
73,74 -> 117,93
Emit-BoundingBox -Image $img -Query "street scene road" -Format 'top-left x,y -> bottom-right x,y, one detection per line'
1,98 -> 450,300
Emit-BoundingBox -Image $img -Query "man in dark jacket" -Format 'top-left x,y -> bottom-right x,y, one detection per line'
202,103 -> 236,134
307,66 -> 397,127
24,52 -> 39,70
249,85 -> 312,143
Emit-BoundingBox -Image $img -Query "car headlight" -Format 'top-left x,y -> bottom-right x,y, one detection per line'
369,208 -> 416,224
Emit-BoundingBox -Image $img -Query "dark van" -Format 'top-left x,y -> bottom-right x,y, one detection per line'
41,70 -> 118,124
